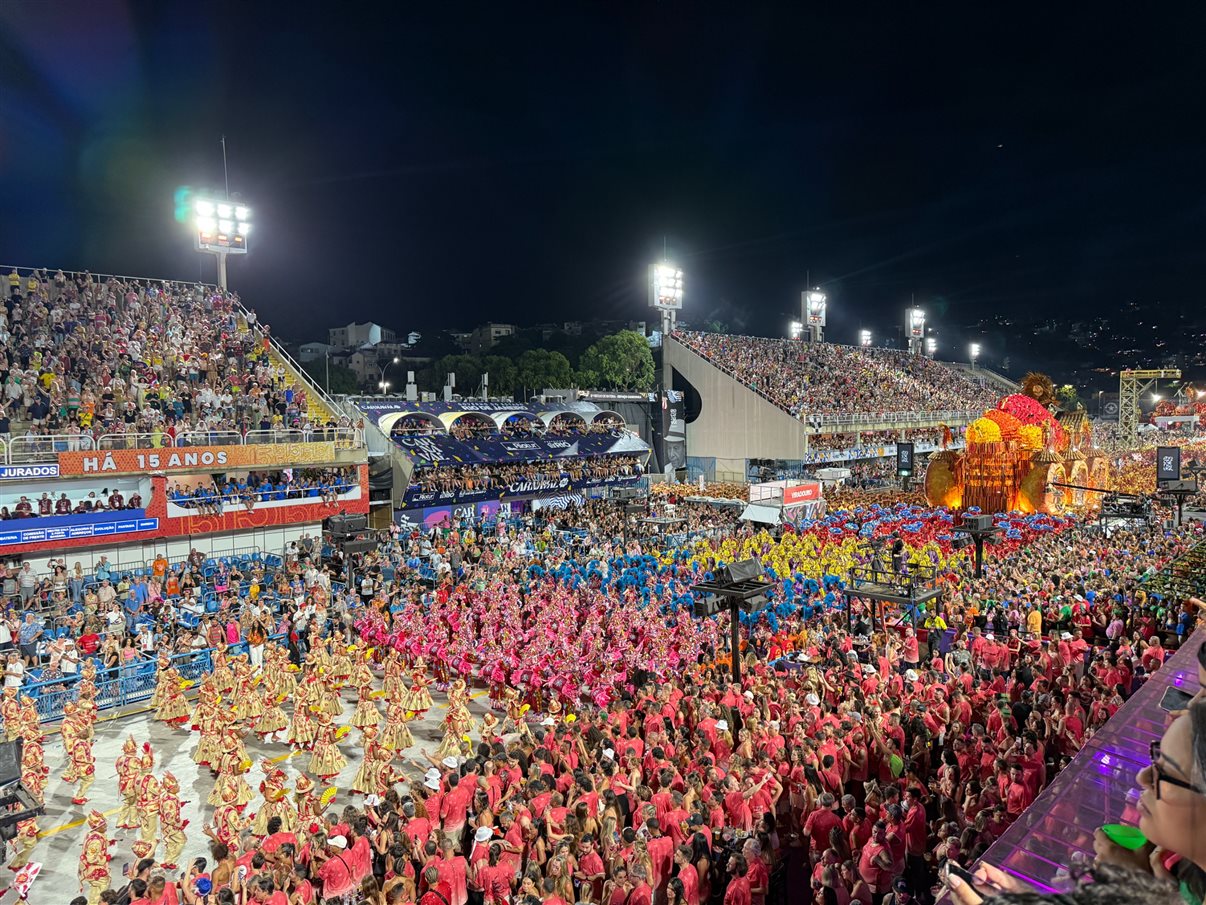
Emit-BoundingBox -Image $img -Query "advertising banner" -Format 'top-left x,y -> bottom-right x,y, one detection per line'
0,510 -> 156,547
57,442 -> 339,476
401,472 -> 642,510
783,482 -> 822,504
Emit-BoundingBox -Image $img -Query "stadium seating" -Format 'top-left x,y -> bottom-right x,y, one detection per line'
673,330 -> 1001,418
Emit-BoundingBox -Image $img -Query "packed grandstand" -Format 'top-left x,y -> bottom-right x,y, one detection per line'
0,265 -> 1204,905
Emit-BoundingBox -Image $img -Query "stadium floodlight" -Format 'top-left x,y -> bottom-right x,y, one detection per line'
190,193 -> 252,290
789,321 -> 804,339
1152,393 -> 1161,402
970,342 -> 981,369
650,263 -> 684,310
801,289 -> 827,342
925,337 -> 937,357
859,330 -> 872,347
905,307 -> 926,355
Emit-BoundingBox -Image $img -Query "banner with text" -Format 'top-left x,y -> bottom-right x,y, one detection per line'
57,442 -> 340,476
402,472 -> 642,510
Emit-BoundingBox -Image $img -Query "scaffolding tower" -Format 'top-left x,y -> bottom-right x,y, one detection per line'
1119,368 -> 1180,444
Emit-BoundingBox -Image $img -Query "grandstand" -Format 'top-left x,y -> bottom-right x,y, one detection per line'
0,265 -> 368,561
667,330 -> 1013,479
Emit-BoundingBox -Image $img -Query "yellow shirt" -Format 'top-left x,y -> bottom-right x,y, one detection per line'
1026,609 -> 1042,636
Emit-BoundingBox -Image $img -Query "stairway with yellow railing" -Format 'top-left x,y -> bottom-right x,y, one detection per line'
236,312 -> 341,425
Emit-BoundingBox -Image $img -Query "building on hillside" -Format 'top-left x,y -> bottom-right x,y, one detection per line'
329,322 -> 397,348
298,341 -> 339,363
463,322 -> 516,353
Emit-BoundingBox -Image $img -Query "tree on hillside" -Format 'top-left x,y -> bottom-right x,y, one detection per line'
435,355 -> 484,396
481,355 -> 518,396
1055,383 -> 1084,412
517,349 -> 575,395
577,331 -> 655,391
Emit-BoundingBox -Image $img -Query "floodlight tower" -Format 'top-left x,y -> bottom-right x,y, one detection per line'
649,261 -> 684,341
925,337 -> 937,358
859,330 -> 872,347
192,197 -> 250,290
969,342 -> 982,370
801,290 -> 827,343
905,308 -> 926,355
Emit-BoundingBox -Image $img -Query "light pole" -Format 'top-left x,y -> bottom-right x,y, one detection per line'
906,308 -> 925,355
925,337 -> 937,358
969,342 -> 981,370
191,197 -> 250,290
789,321 -> 804,340
803,290 -> 827,343
378,357 -> 400,395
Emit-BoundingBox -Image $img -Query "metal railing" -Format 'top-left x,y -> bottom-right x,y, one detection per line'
0,429 -> 365,465
8,434 -> 95,462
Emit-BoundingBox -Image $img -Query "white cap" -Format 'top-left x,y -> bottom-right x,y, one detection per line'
474,827 -> 493,843
541,717 -> 556,726
806,693 -> 821,706
425,768 -> 441,781
328,835 -> 348,849
985,633 -> 995,640
442,756 -> 459,769
1061,632 -> 1072,640
715,720 -> 729,732
865,664 -> 876,674
743,690 -> 754,700
905,669 -> 919,682
602,748 -> 615,761
424,777 -> 440,791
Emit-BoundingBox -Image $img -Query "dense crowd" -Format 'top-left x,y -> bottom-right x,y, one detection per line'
674,332 -> 999,419
409,455 -> 646,494
167,468 -> 358,512
0,267 -> 340,443
6,483 -> 1204,905
0,487 -> 145,519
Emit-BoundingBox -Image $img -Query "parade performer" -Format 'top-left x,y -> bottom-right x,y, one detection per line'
8,816 -> 37,870
382,652 -> 407,700
208,741 -> 254,809
379,697 -> 414,754
404,660 -> 434,716
205,782 -> 246,850
78,810 -> 111,905
14,694 -> 40,745
254,687 -> 289,741
308,710 -> 348,781
191,685 -> 223,767
159,772 -> 188,870
348,684 -> 380,733
294,774 -> 324,827
288,679 -> 318,749
115,737 -> 142,829
0,687 -> 19,742
132,772 -> 161,862
60,702 -> 96,805
250,763 -> 298,836
20,731 -> 48,804
350,724 -> 383,795
154,660 -> 192,726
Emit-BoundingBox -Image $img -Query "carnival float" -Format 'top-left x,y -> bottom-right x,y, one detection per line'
925,372 -> 1110,515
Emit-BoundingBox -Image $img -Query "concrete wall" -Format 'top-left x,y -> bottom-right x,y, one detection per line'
666,337 -> 808,462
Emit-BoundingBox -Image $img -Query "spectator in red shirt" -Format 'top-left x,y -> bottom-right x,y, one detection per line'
722,855 -> 751,905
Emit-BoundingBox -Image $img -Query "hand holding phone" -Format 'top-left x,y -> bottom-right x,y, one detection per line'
1159,686 -> 1193,713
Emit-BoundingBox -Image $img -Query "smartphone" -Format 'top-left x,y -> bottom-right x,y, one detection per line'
943,861 -> 978,887
121,862 -> 130,877
1159,687 -> 1193,713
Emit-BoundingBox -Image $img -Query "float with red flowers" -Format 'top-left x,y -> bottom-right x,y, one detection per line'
925,372 -> 1110,515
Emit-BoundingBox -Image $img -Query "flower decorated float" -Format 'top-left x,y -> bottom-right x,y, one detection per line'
925,372 -> 1110,514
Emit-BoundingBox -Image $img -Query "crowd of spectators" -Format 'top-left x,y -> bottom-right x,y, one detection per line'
0,267 -> 342,445
674,331 -> 1000,419
409,454 -> 646,494
167,467 -> 358,512
0,487 -> 145,519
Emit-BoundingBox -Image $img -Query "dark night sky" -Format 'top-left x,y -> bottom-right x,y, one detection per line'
2,2 -> 1205,369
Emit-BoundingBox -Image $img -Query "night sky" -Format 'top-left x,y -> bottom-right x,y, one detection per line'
3,3 -> 1205,372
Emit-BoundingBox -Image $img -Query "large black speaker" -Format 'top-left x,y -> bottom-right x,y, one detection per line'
341,538 -> 377,557
328,514 -> 368,537
896,442 -> 915,477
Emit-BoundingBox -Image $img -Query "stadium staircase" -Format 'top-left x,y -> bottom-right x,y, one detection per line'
950,362 -> 1018,395
234,310 -> 342,426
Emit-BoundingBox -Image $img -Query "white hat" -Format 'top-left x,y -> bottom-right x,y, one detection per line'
865,664 -> 877,674
424,777 -> 440,791
442,756 -> 459,769
805,693 -> 821,706
541,717 -> 556,726
364,794 -> 380,807
1060,632 -> 1072,640
474,827 -> 493,843
715,720 -> 729,732
985,633 -> 995,640
328,835 -> 348,849
743,690 -> 754,700
602,748 -> 615,761
905,669 -> 919,682
425,768 -> 441,781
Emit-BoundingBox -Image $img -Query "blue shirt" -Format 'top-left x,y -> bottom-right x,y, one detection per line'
18,622 -> 40,645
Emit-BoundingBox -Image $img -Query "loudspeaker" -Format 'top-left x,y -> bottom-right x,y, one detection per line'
964,514 -> 995,531
896,442 -> 915,477
723,559 -> 762,582
340,538 -> 377,557
328,514 -> 368,537
1157,446 -> 1181,485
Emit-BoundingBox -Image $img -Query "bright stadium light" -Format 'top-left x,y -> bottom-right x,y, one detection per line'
905,307 -> 926,355
801,289 -> 827,342
650,263 -> 684,309
1152,393 -> 1162,402
925,337 -> 937,357
188,191 -> 251,290
790,321 -> 804,339
859,329 -> 872,347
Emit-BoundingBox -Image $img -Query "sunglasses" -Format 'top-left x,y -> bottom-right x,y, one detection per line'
1150,741 -> 1205,800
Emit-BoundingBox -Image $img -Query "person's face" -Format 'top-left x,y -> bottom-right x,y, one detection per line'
1136,713 -> 1206,865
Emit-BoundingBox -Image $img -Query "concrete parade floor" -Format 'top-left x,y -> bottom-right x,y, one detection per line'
25,681 -> 489,902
